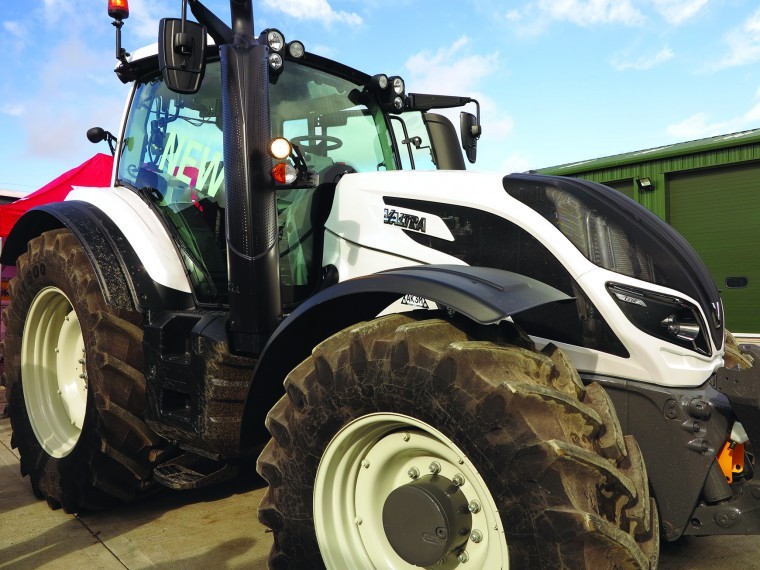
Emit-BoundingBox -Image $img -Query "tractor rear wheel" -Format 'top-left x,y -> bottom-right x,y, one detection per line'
257,313 -> 659,568
2,229 -> 164,512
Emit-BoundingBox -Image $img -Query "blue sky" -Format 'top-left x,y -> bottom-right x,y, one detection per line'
1,0 -> 759,192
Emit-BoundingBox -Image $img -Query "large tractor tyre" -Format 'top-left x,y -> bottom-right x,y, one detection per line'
257,313 -> 659,569
2,229 -> 165,512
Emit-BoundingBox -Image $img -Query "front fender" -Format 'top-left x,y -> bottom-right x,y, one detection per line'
240,264 -> 572,449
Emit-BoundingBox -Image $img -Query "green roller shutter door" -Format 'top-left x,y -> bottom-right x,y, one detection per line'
668,162 -> 760,333
601,179 -> 635,200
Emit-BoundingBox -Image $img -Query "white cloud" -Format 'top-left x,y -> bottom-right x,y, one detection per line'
666,112 -> 727,139
536,0 -> 645,27
17,37 -> 126,160
38,0 -> 171,43
262,0 -> 362,27
2,21 -> 28,52
504,9 -> 523,22
405,37 -> 499,94
611,46 -> 674,70
712,8 -> 760,70
500,152 -> 533,174
650,0 -> 709,25
404,37 -> 517,171
1,104 -> 25,117
666,88 -> 760,139
3,21 -> 26,41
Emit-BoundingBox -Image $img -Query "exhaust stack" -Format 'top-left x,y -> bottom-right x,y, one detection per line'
222,0 -> 281,354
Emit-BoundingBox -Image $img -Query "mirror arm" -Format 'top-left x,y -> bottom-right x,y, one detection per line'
111,18 -> 130,66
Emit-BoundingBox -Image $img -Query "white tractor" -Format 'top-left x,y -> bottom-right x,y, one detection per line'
3,0 -> 758,568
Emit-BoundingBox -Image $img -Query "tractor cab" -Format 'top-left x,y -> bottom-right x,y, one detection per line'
110,7 -> 481,312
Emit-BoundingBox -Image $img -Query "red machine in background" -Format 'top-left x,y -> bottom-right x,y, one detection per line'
0,153 -> 114,302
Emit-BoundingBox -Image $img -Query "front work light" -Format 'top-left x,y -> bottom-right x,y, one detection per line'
372,74 -> 389,91
269,53 -> 283,71
288,41 -> 305,58
108,0 -> 129,20
390,76 -> 405,95
265,29 -> 285,52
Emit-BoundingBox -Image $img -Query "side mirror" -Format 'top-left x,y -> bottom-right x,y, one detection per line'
87,126 -> 116,155
158,18 -> 207,94
460,112 -> 481,164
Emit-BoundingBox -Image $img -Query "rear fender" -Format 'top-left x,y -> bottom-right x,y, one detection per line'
1,202 -> 193,311
239,264 -> 572,449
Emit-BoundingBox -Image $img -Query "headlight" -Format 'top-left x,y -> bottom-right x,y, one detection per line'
608,283 -> 710,355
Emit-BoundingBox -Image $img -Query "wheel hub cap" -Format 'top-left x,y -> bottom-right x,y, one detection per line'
383,474 -> 472,566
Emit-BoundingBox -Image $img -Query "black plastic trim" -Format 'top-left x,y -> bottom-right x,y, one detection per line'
238,265 -> 572,449
588,373 -> 731,541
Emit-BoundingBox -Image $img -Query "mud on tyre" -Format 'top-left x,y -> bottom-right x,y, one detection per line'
257,312 -> 659,569
2,229 -> 164,512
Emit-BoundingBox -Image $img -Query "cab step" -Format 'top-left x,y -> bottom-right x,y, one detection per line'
153,452 -> 239,490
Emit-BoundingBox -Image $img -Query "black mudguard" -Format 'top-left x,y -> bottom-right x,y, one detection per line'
239,264 -> 573,449
0,202 -> 193,311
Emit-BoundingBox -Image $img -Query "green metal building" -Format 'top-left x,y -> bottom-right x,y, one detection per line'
539,129 -> 760,334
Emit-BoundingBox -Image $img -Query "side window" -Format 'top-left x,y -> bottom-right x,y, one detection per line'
120,76 -> 224,205
118,69 -> 228,304
391,112 -> 437,170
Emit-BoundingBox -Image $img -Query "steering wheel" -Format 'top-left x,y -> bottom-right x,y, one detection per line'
291,135 -> 343,152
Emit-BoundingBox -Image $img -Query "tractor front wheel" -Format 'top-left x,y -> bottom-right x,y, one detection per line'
257,313 -> 659,568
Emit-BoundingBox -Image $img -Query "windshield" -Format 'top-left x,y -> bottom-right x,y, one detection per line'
117,58 -> 397,304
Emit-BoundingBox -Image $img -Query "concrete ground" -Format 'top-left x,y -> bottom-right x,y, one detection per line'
0,417 -> 271,569
3,413 -> 760,569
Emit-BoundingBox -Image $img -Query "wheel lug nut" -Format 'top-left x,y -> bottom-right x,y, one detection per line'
429,461 -> 441,474
402,432 -> 410,442
361,459 -> 370,469
470,530 -> 483,543
468,500 -> 481,514
408,466 -> 420,479
452,473 -> 465,487
457,550 -> 469,563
